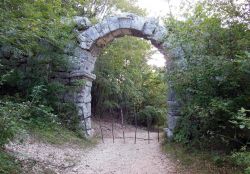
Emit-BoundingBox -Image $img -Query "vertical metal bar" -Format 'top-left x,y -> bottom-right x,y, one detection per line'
111,109 -> 115,143
84,118 -> 88,135
134,110 -> 137,144
100,125 -> 104,143
99,112 -> 104,143
158,123 -> 160,143
147,115 -> 150,144
121,108 -> 125,143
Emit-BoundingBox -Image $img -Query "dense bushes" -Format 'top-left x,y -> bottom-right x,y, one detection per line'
170,54 -> 250,148
0,149 -> 21,174
0,0 -> 82,133
0,84 -> 59,146
165,0 -> 249,172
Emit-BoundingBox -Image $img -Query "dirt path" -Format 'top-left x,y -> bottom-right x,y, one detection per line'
6,121 -> 178,174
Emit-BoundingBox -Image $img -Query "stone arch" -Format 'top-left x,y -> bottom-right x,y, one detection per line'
67,13 -> 184,138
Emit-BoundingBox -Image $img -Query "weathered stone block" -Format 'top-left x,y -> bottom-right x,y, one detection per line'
85,117 -> 91,129
73,16 -> 91,30
82,60 -> 94,74
107,17 -> 120,31
166,128 -> 174,140
167,88 -> 177,101
130,16 -> 146,31
168,115 -> 180,130
74,47 -> 90,60
94,20 -> 110,37
83,87 -> 92,103
86,102 -> 91,117
85,81 -> 92,87
150,26 -> 167,44
143,19 -> 158,36
82,27 -> 100,41
168,101 -> 181,115
118,17 -> 132,28
76,103 -> 87,115
79,41 -> 93,50
77,106 -> 84,117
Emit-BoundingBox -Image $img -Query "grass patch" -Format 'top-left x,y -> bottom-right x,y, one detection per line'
0,148 -> 21,174
27,123 -> 97,147
163,141 -> 243,174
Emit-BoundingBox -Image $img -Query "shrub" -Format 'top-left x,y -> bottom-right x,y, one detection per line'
137,106 -> 166,127
231,150 -> 250,173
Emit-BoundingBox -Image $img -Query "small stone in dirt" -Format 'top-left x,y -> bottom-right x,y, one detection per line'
85,164 -> 90,167
43,168 -> 57,174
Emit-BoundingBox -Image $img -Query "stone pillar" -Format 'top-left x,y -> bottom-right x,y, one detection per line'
165,45 -> 186,140
166,87 -> 181,139
75,80 -> 93,136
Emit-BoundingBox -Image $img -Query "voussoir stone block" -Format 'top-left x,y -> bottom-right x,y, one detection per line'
118,17 -> 132,28
143,19 -> 158,36
150,26 -> 167,43
130,16 -> 146,31
107,17 -> 120,31
82,27 -> 101,42
94,20 -> 110,37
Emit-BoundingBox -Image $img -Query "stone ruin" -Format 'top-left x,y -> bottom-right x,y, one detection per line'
69,13 -> 184,138
0,13 -> 185,139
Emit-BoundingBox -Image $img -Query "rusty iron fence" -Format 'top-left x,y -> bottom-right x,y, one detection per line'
97,109 -> 160,144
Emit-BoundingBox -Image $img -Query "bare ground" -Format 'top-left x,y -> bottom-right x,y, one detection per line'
5,121 -> 180,174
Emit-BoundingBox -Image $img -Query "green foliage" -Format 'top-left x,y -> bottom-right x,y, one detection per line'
0,149 -> 21,174
231,150 -> 250,173
165,0 -> 249,171
0,101 -> 21,147
0,0 -> 83,132
29,122 -> 95,146
0,0 -> 78,53
0,99 -> 57,147
166,0 -> 250,148
137,106 -> 166,127
82,0 -> 146,18
164,141 -> 242,174
93,36 -> 167,126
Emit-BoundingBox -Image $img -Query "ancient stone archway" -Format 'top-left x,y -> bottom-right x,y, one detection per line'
67,14 -> 184,138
